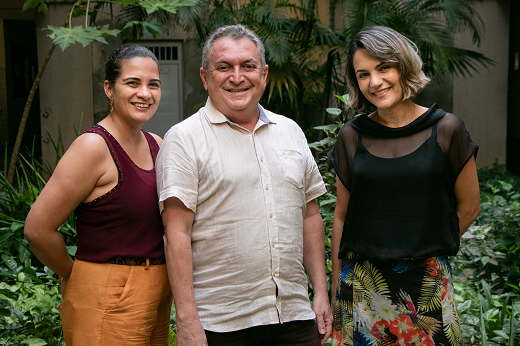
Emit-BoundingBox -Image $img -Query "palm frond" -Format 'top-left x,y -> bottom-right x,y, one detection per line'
354,261 -> 390,301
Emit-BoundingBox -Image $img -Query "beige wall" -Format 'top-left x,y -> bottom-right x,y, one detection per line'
453,0 -> 510,168
36,3 -> 95,166
34,3 -> 206,166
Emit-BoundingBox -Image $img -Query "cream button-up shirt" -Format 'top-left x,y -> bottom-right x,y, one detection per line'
156,98 -> 326,332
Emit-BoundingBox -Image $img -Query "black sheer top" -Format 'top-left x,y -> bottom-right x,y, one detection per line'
328,104 -> 478,260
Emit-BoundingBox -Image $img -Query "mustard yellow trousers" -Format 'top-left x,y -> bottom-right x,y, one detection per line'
61,259 -> 173,346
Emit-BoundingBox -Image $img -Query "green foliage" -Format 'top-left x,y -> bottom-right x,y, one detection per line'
0,168 -> 65,344
454,171 -> 520,292
22,0 -> 50,15
455,281 -> 520,346
0,281 -> 63,345
47,25 -> 121,51
342,0 -> 494,77
140,0 -> 199,15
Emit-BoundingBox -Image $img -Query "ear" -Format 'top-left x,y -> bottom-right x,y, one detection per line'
262,64 -> 269,82
200,67 -> 208,91
104,80 -> 112,99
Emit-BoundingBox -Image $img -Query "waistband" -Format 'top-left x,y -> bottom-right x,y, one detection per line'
107,256 -> 166,266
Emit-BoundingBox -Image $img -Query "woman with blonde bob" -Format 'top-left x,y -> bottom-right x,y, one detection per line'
328,26 -> 480,346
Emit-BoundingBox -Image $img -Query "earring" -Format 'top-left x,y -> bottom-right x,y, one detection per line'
108,97 -> 114,112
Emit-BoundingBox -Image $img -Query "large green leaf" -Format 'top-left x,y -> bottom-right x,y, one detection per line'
139,0 -> 200,15
47,25 -> 121,51
123,19 -> 163,38
1,254 -> 18,274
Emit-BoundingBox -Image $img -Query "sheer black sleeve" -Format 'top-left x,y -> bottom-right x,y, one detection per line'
437,113 -> 478,183
327,122 -> 358,191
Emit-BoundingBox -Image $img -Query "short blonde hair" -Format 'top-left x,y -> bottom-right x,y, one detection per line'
346,26 -> 430,114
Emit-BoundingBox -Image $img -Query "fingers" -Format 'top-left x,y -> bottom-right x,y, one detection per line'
316,313 -> 326,336
56,302 -> 62,310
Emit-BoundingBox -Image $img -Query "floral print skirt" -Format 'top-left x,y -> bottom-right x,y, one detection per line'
332,252 -> 461,346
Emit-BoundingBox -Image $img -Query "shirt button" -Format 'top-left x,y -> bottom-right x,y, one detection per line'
269,214 -> 273,218
271,243 -> 276,248
265,186 -> 269,190
260,158 -> 264,162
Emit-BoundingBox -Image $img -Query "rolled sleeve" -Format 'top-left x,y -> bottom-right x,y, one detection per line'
156,126 -> 199,213
302,132 -> 327,203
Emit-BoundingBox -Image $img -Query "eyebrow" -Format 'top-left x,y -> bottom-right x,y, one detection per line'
122,77 -> 161,83
355,61 -> 386,74
214,58 -> 258,65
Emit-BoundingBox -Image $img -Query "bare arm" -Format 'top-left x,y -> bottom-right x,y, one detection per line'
24,134 -> 114,278
162,197 -> 207,346
454,156 -> 480,236
330,177 -> 350,309
303,199 -> 332,345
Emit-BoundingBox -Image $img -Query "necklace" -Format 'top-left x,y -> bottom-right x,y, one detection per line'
374,105 -> 418,128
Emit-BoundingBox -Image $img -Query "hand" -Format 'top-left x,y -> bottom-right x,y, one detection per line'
176,318 -> 208,346
56,275 -> 70,310
313,294 -> 333,345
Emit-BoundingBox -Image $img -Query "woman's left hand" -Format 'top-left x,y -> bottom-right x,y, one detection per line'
56,275 -> 70,310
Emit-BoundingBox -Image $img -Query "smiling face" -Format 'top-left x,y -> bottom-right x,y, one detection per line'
104,57 -> 161,125
200,37 -> 268,120
353,48 -> 404,113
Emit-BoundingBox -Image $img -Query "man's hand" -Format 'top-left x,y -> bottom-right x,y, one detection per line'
313,293 -> 333,344
176,318 -> 208,346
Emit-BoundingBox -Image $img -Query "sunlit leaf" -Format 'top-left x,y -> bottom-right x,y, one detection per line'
326,108 -> 341,116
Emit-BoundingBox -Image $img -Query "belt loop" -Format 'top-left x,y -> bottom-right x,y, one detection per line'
145,258 -> 150,270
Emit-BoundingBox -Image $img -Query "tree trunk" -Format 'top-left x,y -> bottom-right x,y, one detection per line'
7,43 -> 56,184
7,0 -> 84,184
317,0 -> 337,141
303,0 -> 316,46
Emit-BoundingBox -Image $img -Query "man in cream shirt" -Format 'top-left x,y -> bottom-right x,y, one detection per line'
156,24 -> 332,346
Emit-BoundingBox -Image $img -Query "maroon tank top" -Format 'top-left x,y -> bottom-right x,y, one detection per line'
74,125 -> 164,262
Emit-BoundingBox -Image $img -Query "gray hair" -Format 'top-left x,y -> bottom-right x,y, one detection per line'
346,26 -> 431,114
201,24 -> 266,72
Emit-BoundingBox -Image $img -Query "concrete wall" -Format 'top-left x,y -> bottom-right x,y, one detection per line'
34,3 -> 208,165
452,0 -> 510,168
36,3 -> 94,166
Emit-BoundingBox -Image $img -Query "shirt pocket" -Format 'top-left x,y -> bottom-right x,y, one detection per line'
276,149 -> 304,189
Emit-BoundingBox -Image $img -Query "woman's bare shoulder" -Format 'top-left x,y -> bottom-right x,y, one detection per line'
148,132 -> 163,147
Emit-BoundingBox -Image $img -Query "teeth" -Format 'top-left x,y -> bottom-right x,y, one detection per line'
228,89 -> 248,92
374,88 -> 389,96
133,103 -> 150,107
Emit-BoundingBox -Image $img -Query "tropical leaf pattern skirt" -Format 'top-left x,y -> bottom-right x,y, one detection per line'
331,252 -> 461,346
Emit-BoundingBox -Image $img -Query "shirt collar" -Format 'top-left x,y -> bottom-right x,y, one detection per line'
204,97 -> 276,125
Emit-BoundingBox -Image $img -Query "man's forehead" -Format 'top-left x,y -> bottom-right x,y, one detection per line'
209,37 -> 260,63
